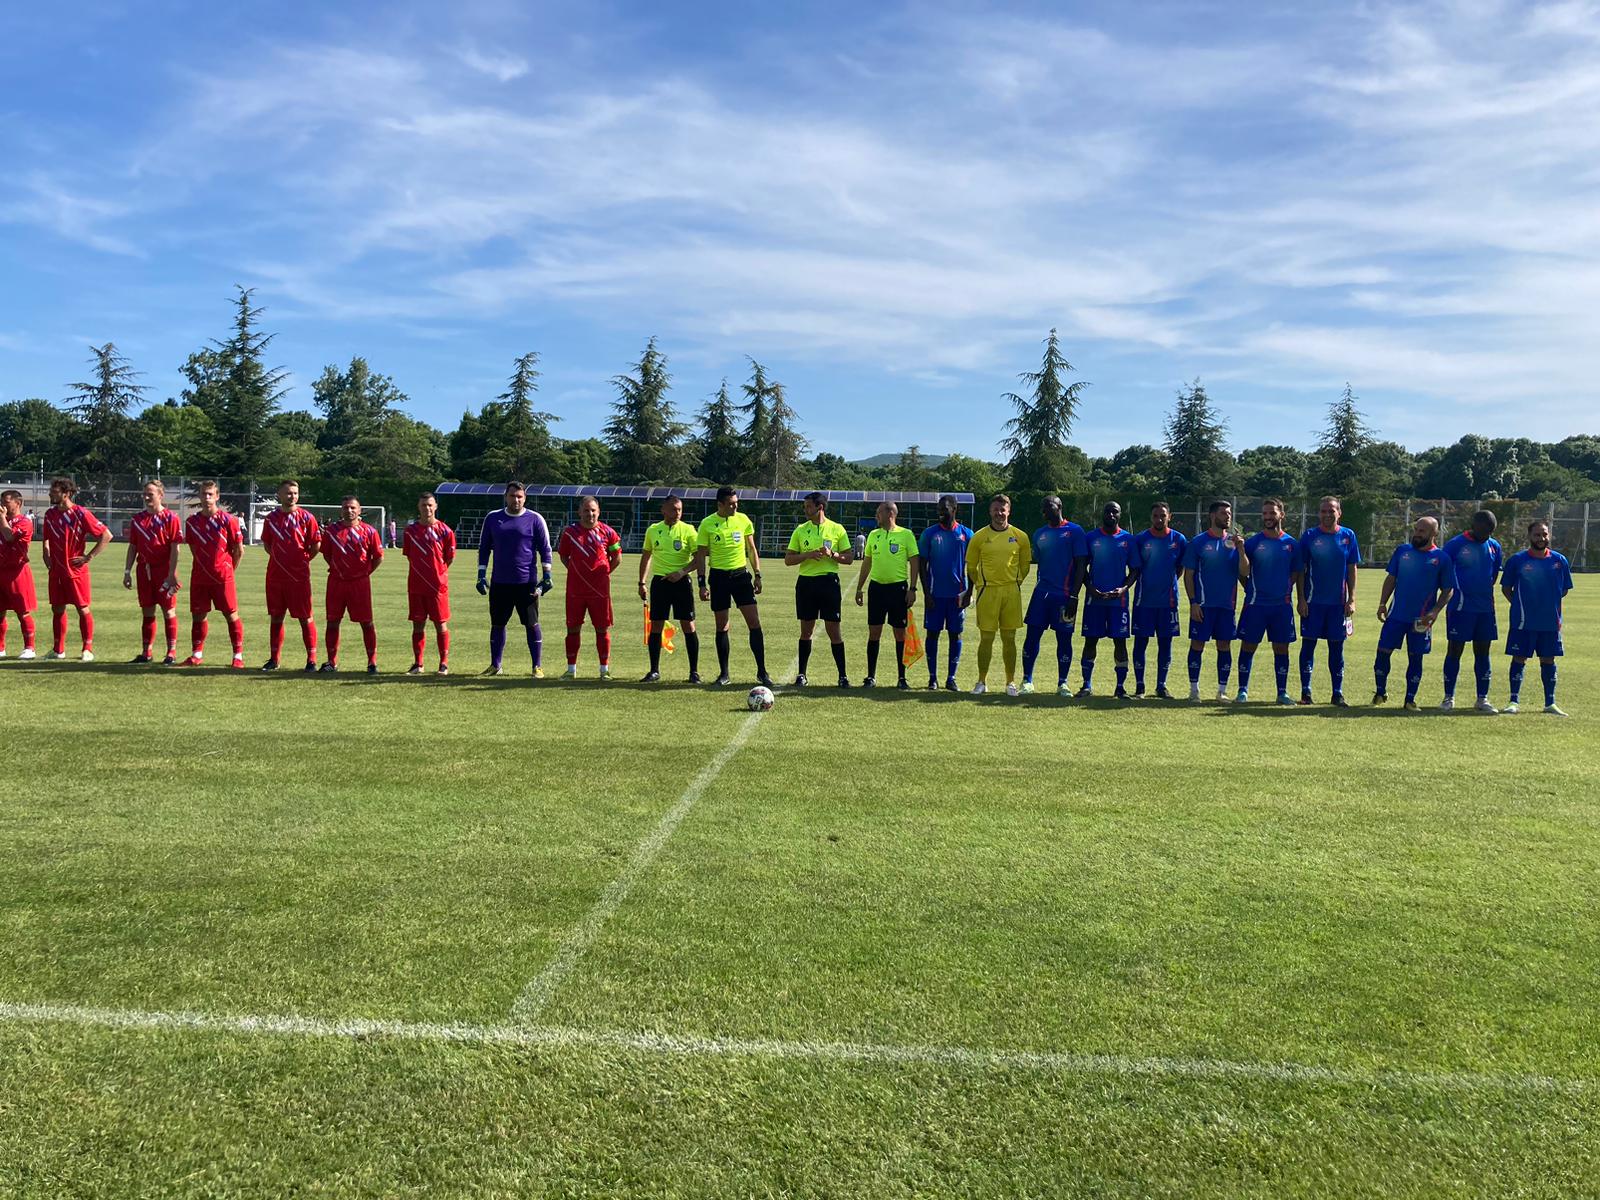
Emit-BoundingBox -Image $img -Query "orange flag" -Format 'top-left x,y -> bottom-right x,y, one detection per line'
643,604 -> 676,653
902,606 -> 924,668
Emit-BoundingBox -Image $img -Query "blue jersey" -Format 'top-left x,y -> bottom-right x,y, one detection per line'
1132,528 -> 1186,610
1297,525 -> 1362,606
1183,531 -> 1242,610
1084,528 -> 1137,602
1443,533 -> 1502,614
478,508 -> 552,584
1243,531 -> 1298,607
1385,543 -> 1457,624
1503,550 -> 1573,632
1031,522 -> 1088,594
919,523 -> 974,598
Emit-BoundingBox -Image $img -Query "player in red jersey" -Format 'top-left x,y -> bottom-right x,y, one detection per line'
0,489 -> 39,660
122,480 -> 183,664
402,491 -> 455,675
259,479 -> 321,671
556,495 -> 621,679
40,476 -> 111,661
181,480 -> 245,667
320,494 -> 384,673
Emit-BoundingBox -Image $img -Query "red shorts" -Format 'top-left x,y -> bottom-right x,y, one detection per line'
48,568 -> 91,609
189,572 -> 238,615
0,568 -> 36,613
135,561 -> 179,609
327,577 -> 374,623
408,583 -> 450,624
266,570 -> 314,619
566,588 -> 614,630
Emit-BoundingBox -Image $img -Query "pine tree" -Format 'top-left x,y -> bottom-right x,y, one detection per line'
1000,329 -> 1089,493
1162,379 -> 1236,498
177,287 -> 289,477
696,379 -> 744,483
604,338 -> 692,483
738,359 -> 807,487
64,342 -> 147,473
895,445 -> 929,491
1310,383 -> 1376,496
313,356 -> 411,476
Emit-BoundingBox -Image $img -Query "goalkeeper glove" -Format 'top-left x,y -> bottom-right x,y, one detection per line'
539,570 -> 553,596
476,569 -> 488,596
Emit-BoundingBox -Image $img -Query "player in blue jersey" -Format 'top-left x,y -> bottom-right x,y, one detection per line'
1440,509 -> 1503,713
918,494 -> 974,691
1372,517 -> 1456,710
1131,502 -> 1186,698
1182,501 -> 1248,702
1236,499 -> 1300,705
1295,496 -> 1362,706
476,481 -> 553,677
1021,495 -> 1088,696
1500,520 -> 1574,716
1078,501 -> 1139,697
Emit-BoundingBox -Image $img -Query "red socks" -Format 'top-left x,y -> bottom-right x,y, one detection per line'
270,617 -> 286,660
597,631 -> 611,666
52,611 -> 67,653
301,618 -> 317,657
79,610 -> 93,651
228,618 -> 243,656
20,614 -> 34,650
141,616 -> 157,655
437,628 -> 449,666
192,616 -> 208,655
412,627 -> 426,666
565,631 -> 581,665
361,623 -> 377,665
326,624 -> 341,665
164,611 -> 178,653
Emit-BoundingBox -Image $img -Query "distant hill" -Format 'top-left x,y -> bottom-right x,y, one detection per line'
851,452 -> 950,469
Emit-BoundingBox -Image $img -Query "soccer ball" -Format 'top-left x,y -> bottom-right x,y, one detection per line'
747,685 -> 775,712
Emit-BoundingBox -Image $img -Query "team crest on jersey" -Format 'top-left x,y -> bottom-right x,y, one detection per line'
673,539 -> 682,551
889,543 -> 900,554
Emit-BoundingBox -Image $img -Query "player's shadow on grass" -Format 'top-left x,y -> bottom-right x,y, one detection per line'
1206,703 -> 1463,719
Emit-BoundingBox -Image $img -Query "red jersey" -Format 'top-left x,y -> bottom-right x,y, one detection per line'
42,504 -> 108,575
402,519 -> 455,590
558,522 -> 620,584
0,513 -> 32,577
322,520 -> 383,581
185,510 -> 242,582
128,508 -> 184,568
260,508 -> 321,581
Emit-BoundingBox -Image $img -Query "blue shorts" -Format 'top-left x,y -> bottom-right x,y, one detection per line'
1082,601 -> 1130,640
1188,606 -> 1237,643
924,594 -> 966,635
1377,616 -> 1433,654
1446,610 -> 1498,644
1301,602 -> 1350,642
1132,606 -> 1180,638
1024,587 -> 1075,631
1505,628 -> 1563,659
1238,604 -> 1297,646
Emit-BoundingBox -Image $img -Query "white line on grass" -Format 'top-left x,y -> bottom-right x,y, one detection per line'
512,664 -> 793,1022
0,1000 -> 1587,1096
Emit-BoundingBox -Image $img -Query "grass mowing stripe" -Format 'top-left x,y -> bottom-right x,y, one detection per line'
1,999 -> 1586,1097
511,659 -> 796,1022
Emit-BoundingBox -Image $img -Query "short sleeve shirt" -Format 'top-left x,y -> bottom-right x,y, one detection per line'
865,527 -> 918,584
644,520 -> 698,577
788,519 -> 850,577
698,512 -> 757,572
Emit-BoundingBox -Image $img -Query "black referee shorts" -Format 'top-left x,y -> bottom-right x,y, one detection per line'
709,567 -> 757,613
867,579 -> 909,629
795,574 -> 843,623
649,575 -> 696,623
488,581 -> 539,627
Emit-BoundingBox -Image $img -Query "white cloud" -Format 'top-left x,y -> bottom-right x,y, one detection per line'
454,44 -> 529,82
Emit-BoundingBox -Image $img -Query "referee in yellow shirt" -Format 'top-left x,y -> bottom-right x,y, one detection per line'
853,500 -> 919,689
965,493 -> 1032,696
784,491 -> 854,687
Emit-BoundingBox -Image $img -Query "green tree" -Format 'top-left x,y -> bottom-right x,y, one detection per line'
1000,329 -> 1089,493
930,453 -> 1006,501
313,357 -> 409,475
1235,444 -> 1309,497
559,437 -> 613,484
0,398 -> 77,472
1309,383 -> 1377,496
133,401 -> 223,475
895,445 -> 929,491
738,359 -> 807,487
180,287 -> 290,476
807,452 -> 874,490
1548,435 -> 1600,484
1162,379 -> 1235,498
64,342 -> 147,473
449,354 -> 567,482
1093,444 -> 1170,492
696,379 -> 744,484
604,338 -> 692,483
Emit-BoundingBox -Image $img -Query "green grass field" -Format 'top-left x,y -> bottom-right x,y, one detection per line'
2,548 -> 1596,1197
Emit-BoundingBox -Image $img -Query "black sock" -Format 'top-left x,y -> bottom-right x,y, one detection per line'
716,630 -> 730,676
648,633 -> 662,673
798,638 -> 812,675
684,630 -> 700,674
866,638 -> 880,678
895,636 -> 907,680
749,627 -> 767,675
831,640 -> 847,678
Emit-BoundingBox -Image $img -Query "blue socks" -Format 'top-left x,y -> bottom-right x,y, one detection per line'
1274,652 -> 1290,695
1216,650 -> 1232,690
1115,659 -> 1128,692
1157,638 -> 1172,689
1541,661 -> 1557,707
1299,642 -> 1315,692
1328,641 -> 1346,696
1405,650 -> 1424,703
1187,648 -> 1203,686
1443,652 -> 1461,699
1508,660 -> 1525,703
925,631 -> 940,683
1374,651 -> 1392,695
1081,656 -> 1096,689
1022,627 -> 1042,683
1133,635 -> 1149,691
1238,648 -> 1255,690
1475,649 -> 1492,701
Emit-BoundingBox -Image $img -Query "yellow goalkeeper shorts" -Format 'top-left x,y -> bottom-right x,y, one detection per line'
975,584 -> 1022,632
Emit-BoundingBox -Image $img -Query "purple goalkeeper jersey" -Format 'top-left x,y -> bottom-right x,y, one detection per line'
478,508 -> 552,584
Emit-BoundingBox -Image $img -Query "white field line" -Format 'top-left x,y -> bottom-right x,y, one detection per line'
0,1000 -> 1587,1096
513,662 -> 794,1021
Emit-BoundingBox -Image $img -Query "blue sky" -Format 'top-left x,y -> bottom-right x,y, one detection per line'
3,0 -> 1599,461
